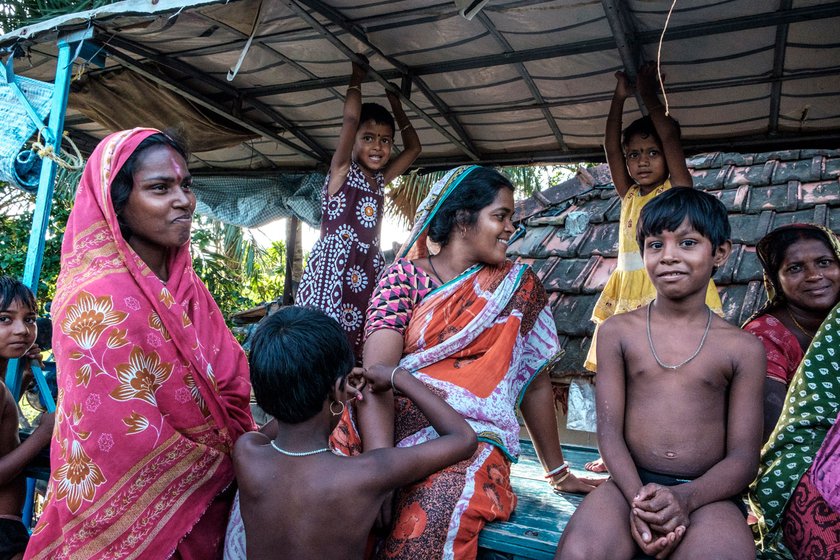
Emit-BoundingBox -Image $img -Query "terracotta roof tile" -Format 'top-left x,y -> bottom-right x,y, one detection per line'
576,222 -> 619,258
725,162 -> 775,188
822,157 -> 840,180
551,293 -> 598,338
772,158 -> 824,184
747,184 -> 799,214
581,256 -> 615,294
543,259 -> 592,294
798,180 -> 840,208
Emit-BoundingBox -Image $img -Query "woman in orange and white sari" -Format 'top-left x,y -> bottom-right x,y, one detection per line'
356,166 -> 600,559
25,128 -> 253,559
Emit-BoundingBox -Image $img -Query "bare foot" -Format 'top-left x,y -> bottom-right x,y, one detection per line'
584,457 -> 608,473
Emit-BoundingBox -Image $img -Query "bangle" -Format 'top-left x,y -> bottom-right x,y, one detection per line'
399,124 -> 413,132
390,366 -> 401,391
551,470 -> 572,486
544,462 -> 570,479
347,85 -> 361,92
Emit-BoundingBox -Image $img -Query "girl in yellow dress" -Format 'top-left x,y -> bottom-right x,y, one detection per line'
583,65 -> 722,472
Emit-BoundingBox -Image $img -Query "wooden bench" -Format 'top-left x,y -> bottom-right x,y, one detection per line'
477,441 -> 602,560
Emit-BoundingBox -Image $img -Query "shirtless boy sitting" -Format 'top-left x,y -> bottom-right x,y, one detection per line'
555,188 -> 765,560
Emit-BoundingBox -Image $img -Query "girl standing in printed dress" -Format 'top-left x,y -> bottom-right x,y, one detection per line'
583,64 -> 722,472
296,57 -> 421,362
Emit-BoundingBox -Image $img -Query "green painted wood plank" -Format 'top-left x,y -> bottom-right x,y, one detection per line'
477,442 -> 604,560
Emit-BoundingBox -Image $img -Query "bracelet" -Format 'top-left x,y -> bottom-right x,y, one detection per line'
544,462 -> 570,479
390,366 -> 401,391
399,124 -> 413,132
347,85 -> 361,92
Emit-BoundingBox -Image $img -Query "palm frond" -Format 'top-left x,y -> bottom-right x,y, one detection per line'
386,169 -> 445,228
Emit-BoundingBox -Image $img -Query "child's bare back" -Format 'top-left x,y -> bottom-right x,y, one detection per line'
236,435 -> 392,560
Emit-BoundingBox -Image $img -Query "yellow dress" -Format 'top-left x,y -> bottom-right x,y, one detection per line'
584,181 -> 723,371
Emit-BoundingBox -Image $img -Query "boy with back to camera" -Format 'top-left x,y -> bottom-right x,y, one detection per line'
234,306 -> 476,560
556,189 -> 765,560
0,277 -> 54,560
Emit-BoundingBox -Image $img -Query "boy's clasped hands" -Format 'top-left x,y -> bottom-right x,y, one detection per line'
630,484 -> 689,559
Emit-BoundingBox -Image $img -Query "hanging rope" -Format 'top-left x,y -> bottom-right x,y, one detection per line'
656,0 -> 679,116
30,129 -> 84,172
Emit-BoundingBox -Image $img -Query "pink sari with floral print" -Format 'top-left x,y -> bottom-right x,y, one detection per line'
25,128 -> 253,560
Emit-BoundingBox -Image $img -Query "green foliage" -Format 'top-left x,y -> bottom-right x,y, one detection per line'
0,178 -> 284,324
0,168 -> 76,307
190,216 -> 285,321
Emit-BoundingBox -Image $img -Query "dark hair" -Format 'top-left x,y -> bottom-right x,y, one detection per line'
427,167 -> 515,248
757,226 -> 837,297
359,103 -> 395,135
621,115 -> 682,150
637,188 -> 730,259
248,306 -> 354,424
111,131 -> 189,240
0,276 -> 36,313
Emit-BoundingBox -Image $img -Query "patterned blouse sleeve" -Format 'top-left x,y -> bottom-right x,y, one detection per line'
365,259 -> 418,338
744,314 -> 802,385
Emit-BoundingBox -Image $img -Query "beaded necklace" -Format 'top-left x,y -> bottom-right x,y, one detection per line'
270,440 -> 331,457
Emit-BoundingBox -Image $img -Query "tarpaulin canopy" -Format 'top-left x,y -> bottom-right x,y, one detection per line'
1,0 -> 837,177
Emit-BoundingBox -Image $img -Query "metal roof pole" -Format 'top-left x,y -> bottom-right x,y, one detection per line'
286,0 -> 481,161
475,11 -> 567,151
601,0 -> 646,111
769,0 -> 793,134
5,28 -> 92,400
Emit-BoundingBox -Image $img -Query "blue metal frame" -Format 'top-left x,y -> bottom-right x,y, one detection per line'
4,28 -> 92,401
3,27 -> 95,529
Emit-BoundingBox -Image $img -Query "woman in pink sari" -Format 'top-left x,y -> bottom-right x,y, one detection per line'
25,128 -> 253,559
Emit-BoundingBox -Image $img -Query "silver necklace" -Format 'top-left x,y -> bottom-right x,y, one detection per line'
270,440 -> 331,457
646,301 -> 713,370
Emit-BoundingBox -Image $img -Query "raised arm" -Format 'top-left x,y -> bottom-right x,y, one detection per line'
358,328 -> 402,451
327,58 -> 367,197
605,71 -> 635,198
636,63 -> 692,188
382,89 -> 421,186
363,366 -> 476,488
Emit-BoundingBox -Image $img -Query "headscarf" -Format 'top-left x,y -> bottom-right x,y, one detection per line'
399,165 -> 480,260
745,223 -> 840,324
26,128 -> 253,560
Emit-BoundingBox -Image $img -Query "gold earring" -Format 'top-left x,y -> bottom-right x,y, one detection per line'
330,400 -> 345,417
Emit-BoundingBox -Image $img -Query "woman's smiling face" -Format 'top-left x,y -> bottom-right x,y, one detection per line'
462,188 -> 515,267
778,237 -> 840,315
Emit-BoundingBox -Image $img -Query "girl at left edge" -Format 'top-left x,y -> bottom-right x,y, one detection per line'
25,128 -> 253,560
296,55 -> 422,362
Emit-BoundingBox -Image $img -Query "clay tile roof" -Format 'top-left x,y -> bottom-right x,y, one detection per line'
509,148 -> 840,381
